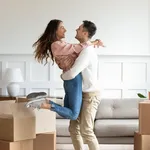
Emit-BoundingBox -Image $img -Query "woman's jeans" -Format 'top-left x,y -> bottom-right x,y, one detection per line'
49,73 -> 82,120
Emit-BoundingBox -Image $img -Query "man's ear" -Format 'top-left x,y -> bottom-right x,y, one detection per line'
84,31 -> 88,37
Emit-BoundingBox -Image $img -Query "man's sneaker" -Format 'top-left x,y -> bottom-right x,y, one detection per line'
27,92 -> 47,101
25,98 -> 46,109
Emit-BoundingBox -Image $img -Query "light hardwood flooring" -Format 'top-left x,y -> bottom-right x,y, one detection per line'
56,144 -> 134,150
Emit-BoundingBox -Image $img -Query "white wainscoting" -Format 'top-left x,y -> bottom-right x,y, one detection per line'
0,54 -> 149,98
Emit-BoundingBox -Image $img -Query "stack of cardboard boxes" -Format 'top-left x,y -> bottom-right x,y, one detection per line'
0,98 -> 56,150
0,100 -> 36,150
134,92 -> 150,150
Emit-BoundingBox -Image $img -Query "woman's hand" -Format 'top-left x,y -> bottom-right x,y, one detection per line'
91,39 -> 105,48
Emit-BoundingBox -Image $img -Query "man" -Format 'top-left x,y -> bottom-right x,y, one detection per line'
61,20 -> 102,150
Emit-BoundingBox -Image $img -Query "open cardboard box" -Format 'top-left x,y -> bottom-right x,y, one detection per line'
0,100 -> 36,142
16,97 -> 56,134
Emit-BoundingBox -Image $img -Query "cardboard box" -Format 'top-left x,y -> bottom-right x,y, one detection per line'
35,109 -> 56,134
148,92 -> 150,100
0,139 -> 33,150
33,132 -> 56,150
0,101 -> 36,142
134,132 -> 150,150
139,100 -> 150,134
17,98 -> 56,134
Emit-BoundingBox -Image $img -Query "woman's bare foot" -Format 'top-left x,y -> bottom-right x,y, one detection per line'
45,98 -> 50,104
41,102 -> 51,109
40,98 -> 51,109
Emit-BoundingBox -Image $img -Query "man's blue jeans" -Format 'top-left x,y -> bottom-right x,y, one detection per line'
49,73 -> 82,120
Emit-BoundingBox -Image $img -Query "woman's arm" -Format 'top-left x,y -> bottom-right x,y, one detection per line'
51,41 -> 90,56
51,40 -> 103,56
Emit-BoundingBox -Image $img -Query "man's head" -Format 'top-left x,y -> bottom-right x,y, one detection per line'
75,20 -> 97,42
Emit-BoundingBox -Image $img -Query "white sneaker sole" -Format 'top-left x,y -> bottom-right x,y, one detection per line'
25,98 -> 45,108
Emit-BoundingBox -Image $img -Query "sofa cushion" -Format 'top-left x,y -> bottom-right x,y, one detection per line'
56,118 -> 138,138
94,119 -> 138,137
56,119 -> 70,136
56,113 -> 64,119
96,98 -> 145,119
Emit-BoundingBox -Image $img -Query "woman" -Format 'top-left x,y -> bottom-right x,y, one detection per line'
26,19 -> 100,120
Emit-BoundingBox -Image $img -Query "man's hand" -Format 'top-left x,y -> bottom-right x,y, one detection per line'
92,39 -> 105,48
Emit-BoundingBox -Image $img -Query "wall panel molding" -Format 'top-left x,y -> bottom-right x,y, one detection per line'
0,54 -> 149,98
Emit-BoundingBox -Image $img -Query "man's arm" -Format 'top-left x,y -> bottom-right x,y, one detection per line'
61,48 -> 91,80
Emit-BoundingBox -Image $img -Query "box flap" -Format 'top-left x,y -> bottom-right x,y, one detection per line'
0,101 -> 35,118
15,97 -> 28,103
0,114 -> 13,118
139,100 -> 150,104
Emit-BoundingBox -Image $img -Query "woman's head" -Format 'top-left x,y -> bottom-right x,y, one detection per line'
33,19 -> 66,64
56,21 -> 66,40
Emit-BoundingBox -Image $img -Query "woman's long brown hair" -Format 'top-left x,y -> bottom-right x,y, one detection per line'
33,19 -> 62,65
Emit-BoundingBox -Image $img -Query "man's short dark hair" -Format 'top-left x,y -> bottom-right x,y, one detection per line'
83,20 -> 97,39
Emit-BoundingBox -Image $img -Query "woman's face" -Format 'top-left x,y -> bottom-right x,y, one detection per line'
56,22 -> 66,40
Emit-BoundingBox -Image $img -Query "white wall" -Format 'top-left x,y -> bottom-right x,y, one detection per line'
0,0 -> 149,55
0,0 -> 149,98
0,55 -> 149,98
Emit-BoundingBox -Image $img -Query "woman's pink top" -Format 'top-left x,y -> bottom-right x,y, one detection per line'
51,40 -> 90,71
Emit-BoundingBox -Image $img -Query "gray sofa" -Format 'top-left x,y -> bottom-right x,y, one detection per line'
56,98 -> 146,145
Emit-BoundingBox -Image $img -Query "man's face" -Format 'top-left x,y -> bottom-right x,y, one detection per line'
75,24 -> 88,41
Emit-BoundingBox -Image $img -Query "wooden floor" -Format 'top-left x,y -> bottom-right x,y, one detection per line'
56,144 -> 134,150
